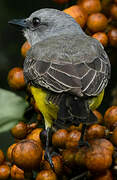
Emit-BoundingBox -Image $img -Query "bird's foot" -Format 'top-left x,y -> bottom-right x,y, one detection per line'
40,127 -> 55,170
78,123 -> 90,148
44,148 -> 54,169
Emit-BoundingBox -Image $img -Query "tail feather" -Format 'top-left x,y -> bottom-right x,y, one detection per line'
57,94 -> 97,126
47,92 -> 97,127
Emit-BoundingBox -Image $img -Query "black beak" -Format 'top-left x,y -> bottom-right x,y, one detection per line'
8,19 -> 28,29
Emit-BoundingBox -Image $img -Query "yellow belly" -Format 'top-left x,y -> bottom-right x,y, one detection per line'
29,86 -> 104,128
30,86 -> 59,129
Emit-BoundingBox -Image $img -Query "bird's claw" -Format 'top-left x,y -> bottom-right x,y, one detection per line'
44,150 -> 54,170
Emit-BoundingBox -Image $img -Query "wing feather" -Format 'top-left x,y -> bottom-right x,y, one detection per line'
80,52 -> 110,96
24,35 -> 110,97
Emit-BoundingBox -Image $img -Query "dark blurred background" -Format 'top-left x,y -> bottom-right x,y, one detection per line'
0,0 -> 77,89
0,0 -> 61,90
0,0 -> 116,152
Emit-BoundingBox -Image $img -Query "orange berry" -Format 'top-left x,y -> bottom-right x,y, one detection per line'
50,156 -> 63,175
8,67 -> 25,90
86,124 -> 106,140
87,13 -> 108,32
0,164 -> 10,180
11,164 -> 33,180
40,155 -> 63,175
64,5 -> 87,28
78,0 -> 101,14
104,106 -> 117,129
89,138 -> 114,155
65,130 -> 81,149
108,28 -> 117,47
92,32 -> 108,47
11,164 -> 25,180
36,170 -> 57,180
21,41 -> 31,57
52,129 -> 68,149
85,139 -> 113,172
7,143 -> 16,162
12,139 -> 43,170
11,122 -> 27,139
110,4 -> 117,20
62,149 -> 76,167
26,128 -> 43,146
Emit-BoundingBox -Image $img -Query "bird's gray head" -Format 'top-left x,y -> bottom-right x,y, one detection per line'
9,8 -> 84,46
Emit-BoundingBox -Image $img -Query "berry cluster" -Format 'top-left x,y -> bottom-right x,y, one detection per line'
4,0 -> 117,179
1,106 -> 117,179
62,0 -> 117,48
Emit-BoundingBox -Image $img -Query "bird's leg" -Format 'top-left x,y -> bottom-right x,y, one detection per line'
78,102 -> 91,147
40,118 -> 55,169
78,99 -> 98,147
44,127 -> 54,169
78,123 -> 89,147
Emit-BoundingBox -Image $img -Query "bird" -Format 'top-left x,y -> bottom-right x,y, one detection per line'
9,8 -> 111,168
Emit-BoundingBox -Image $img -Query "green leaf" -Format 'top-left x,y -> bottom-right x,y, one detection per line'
0,88 -> 28,133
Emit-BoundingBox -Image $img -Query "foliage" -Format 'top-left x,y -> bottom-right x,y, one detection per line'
0,88 -> 28,133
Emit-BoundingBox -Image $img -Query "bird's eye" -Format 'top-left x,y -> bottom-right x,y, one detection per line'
32,17 -> 41,27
